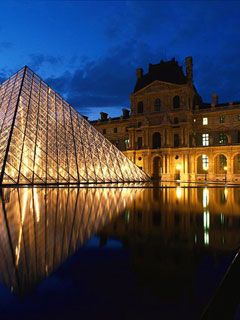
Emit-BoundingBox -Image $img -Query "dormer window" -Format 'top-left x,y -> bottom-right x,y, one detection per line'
154,98 -> 161,112
137,101 -> 144,113
173,95 -> 180,109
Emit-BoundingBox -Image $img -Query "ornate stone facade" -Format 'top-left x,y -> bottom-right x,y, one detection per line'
91,57 -> 240,182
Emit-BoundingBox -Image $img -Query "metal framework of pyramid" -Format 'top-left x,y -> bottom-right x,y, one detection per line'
0,66 -> 149,185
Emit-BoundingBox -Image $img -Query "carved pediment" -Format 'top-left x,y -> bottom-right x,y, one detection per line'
136,80 -> 184,94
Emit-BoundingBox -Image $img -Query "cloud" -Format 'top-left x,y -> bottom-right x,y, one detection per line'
28,54 -> 64,70
45,40 -> 163,119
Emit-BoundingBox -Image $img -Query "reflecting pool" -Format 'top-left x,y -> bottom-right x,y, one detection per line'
0,185 -> 240,319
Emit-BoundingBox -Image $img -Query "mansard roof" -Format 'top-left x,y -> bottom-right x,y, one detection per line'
134,58 -> 187,93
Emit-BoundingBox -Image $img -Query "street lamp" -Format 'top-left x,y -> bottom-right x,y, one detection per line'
176,163 -> 181,181
203,167 -> 208,182
224,166 -> 227,183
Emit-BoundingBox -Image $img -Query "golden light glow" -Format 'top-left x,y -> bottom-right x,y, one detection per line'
203,187 -> 209,208
33,188 -> 40,223
224,187 -> 228,199
224,166 -> 227,171
176,186 -> 182,200
176,163 -> 181,171
16,189 -> 29,266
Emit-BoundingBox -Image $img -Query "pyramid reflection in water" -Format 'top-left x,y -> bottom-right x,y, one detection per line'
0,187 -> 135,294
0,66 -> 148,184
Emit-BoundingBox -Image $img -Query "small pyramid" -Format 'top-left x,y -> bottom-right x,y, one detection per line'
0,66 -> 149,184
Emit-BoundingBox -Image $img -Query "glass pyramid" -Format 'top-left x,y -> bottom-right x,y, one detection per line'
0,66 -> 149,185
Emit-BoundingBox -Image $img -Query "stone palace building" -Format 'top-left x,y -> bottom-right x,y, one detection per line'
91,57 -> 240,182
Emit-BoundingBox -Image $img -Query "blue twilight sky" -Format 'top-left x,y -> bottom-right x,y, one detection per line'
0,1 -> 240,119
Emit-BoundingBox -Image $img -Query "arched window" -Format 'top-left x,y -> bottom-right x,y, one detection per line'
173,95 -> 180,109
152,132 -> 161,149
154,98 -> 161,112
219,155 -> 227,169
215,154 -> 227,174
219,133 -> 228,145
137,101 -> 143,114
197,155 -> 209,174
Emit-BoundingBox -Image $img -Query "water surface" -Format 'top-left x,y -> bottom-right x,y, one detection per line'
0,185 -> 240,319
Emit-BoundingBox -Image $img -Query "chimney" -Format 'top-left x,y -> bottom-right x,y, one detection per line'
122,108 -> 130,119
185,56 -> 193,82
136,68 -> 143,80
211,93 -> 218,107
100,112 -> 108,121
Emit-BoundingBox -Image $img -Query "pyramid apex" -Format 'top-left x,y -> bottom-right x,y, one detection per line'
23,65 -> 31,71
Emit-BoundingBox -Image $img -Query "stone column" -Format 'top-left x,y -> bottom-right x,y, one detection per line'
208,152 -> 215,181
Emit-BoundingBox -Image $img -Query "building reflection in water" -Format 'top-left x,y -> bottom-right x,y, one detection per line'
1,185 -> 240,304
99,186 -> 240,309
103,186 -> 240,251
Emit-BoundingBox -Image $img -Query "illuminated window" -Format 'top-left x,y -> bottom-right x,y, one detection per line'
202,155 -> 209,170
202,134 -> 209,146
220,115 -> 225,123
203,117 -> 208,125
193,118 -> 196,123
